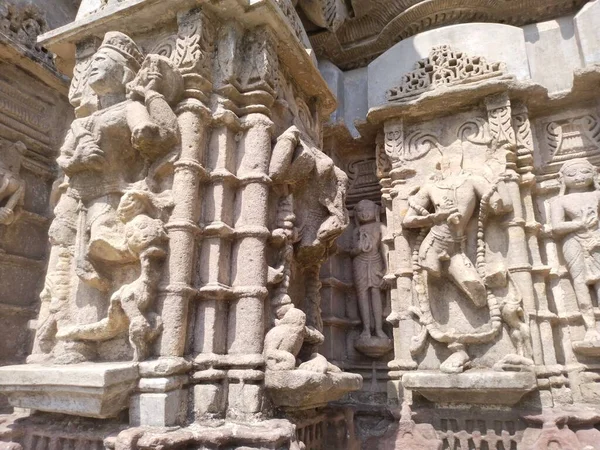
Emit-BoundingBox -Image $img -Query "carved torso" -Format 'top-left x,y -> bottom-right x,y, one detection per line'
61,101 -> 146,202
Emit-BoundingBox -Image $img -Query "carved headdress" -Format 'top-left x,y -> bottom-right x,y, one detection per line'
559,157 -> 596,174
98,31 -> 144,73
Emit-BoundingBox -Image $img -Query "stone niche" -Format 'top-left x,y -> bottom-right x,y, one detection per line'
0,0 -> 362,448
354,40 -> 600,448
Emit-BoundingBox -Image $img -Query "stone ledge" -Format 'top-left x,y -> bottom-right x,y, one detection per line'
0,363 -> 139,418
402,370 -> 537,406
265,370 -> 362,410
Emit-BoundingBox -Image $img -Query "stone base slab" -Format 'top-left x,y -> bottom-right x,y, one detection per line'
402,370 -> 537,405
0,363 -> 139,418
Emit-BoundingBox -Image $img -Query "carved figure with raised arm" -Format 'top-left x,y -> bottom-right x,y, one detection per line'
31,31 -> 182,363
403,147 -> 511,372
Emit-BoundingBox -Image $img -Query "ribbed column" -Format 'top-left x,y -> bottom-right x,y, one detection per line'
227,113 -> 273,414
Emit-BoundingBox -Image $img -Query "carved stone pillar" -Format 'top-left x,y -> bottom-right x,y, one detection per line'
0,1 -> 359,447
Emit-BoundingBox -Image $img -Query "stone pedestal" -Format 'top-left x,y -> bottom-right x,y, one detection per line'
402,371 -> 537,406
0,363 -> 138,418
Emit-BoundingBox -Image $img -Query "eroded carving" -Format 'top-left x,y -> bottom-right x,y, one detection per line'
403,143 -> 511,373
29,32 -> 181,364
551,158 -> 600,354
0,139 -> 26,226
0,2 -> 52,64
351,199 -> 393,358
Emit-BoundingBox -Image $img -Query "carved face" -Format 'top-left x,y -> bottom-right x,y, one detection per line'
355,200 -> 377,224
561,161 -> 596,190
88,49 -> 126,95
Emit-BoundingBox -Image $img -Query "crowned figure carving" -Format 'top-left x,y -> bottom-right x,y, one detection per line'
29,31 -> 183,364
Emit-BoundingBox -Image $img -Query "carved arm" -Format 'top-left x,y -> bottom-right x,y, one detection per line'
550,199 -> 585,236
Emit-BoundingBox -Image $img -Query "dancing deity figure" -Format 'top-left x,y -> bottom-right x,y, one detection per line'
351,200 -> 392,357
551,158 -> 600,348
403,151 -> 509,372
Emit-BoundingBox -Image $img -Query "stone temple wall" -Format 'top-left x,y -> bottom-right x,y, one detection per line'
0,1 -> 600,449
0,0 -> 74,412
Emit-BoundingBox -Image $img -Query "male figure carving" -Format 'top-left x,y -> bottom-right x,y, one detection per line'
403,150 -> 510,372
32,32 -> 181,363
403,153 -> 507,308
351,199 -> 389,340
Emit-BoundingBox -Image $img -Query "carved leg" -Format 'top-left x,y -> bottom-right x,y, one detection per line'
439,342 -> 470,374
447,252 -> 487,308
370,287 -> 387,338
356,288 -> 372,338
56,300 -> 129,341
575,279 -> 600,342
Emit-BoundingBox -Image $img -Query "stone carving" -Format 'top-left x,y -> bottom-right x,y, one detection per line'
551,158 -> 600,353
0,140 -> 26,226
296,0 -> 349,33
68,39 -> 100,118
384,119 -> 438,169
376,132 -> 392,179
266,125 -> 361,408
378,402 -> 442,450
264,307 -> 335,373
264,306 -> 361,408
30,31 -> 181,364
0,2 -> 52,64
545,114 -> 600,166
307,0 -> 587,70
387,46 -> 506,101
346,159 -> 380,205
269,125 -> 349,331
403,143 -> 511,373
351,199 -> 393,358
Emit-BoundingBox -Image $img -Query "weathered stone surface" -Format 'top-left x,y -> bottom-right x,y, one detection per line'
403,371 -> 537,405
2,0 -> 600,449
0,362 -> 138,418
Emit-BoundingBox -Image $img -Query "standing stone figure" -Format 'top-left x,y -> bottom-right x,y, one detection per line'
351,199 -> 392,357
30,31 -> 182,363
551,158 -> 600,348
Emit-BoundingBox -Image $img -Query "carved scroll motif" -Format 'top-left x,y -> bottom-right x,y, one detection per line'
387,45 -> 506,102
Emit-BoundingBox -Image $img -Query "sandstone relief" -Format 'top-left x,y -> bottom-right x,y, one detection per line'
0,140 -> 26,227
29,32 -> 181,365
2,1 -> 600,449
351,199 -> 393,358
551,158 -> 600,354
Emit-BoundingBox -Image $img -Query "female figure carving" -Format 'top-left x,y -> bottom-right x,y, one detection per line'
551,158 -> 600,347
